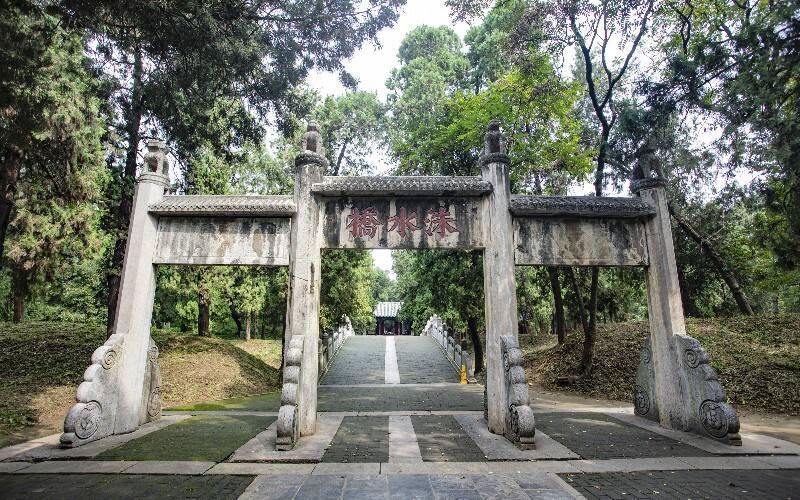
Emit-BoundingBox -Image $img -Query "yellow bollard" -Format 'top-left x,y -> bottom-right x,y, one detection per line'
460,365 -> 467,384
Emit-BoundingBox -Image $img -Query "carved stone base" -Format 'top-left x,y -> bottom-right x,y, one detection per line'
277,335 -> 304,451
634,335 -> 741,445
140,338 -> 163,425
500,336 -> 536,450
61,334 -> 124,448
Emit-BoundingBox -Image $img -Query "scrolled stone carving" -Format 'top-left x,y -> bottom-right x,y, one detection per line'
277,335 -> 304,451
700,400 -> 733,438
633,386 -> 650,416
74,401 -> 102,439
684,348 -> 701,368
499,335 -> 536,450
639,345 -> 651,364
61,334 -> 125,448
147,388 -> 163,418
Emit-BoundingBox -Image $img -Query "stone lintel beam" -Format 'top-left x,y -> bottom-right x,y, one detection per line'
311,176 -> 492,197
510,195 -> 655,219
149,195 -> 296,217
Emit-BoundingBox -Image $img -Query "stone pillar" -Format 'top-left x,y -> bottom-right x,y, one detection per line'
480,120 -> 518,435
113,140 -> 170,433
637,179 -> 688,430
285,122 -> 326,436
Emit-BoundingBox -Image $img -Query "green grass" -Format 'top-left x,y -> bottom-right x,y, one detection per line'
523,313 -> 800,415
167,393 -> 281,412
0,321 -> 282,447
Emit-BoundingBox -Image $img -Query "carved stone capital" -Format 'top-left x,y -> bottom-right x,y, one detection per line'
630,177 -> 667,194
479,152 -> 511,167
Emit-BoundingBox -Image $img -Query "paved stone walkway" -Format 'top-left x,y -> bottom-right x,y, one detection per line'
2,334 -> 800,499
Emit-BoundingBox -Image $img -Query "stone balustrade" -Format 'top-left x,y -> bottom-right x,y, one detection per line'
318,316 -> 354,382
421,315 -> 475,382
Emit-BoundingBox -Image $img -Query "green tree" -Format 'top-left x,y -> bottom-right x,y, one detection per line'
52,0 -> 406,334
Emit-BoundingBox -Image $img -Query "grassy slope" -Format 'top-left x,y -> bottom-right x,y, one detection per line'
524,314 -> 800,415
0,322 -> 281,448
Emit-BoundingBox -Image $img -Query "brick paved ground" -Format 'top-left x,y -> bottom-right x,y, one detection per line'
322,416 -> 390,463
395,336 -> 460,384
412,415 -> 487,462
0,474 -> 252,500
321,336 -> 386,385
562,469 -> 800,499
97,415 -> 275,462
318,384 -> 484,411
535,412 -> 712,460
242,473 -> 574,499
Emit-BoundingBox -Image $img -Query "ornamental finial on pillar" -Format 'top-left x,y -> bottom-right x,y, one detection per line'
296,120 -> 328,169
479,120 -> 510,167
301,121 -> 324,155
144,140 -> 169,176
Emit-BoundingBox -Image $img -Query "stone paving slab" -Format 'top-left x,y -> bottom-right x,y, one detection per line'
487,461 -> 583,474
312,462 -> 381,475
0,473 -> 253,499
609,409 -> 800,455
411,415 -> 487,462
96,415 -> 275,462
322,416 -> 390,463
121,460 -> 215,475
205,463 -> 315,475
673,455 -> 779,470
3,415 -> 192,461
752,454 -> 800,468
455,414 -> 579,461
567,457 -> 698,473
389,415 -> 423,463
14,460 -> 138,474
238,473 -> 577,500
380,461 -> 493,474
318,384 -> 484,412
321,336 -> 386,385
535,412 -> 712,460
561,468 -> 800,500
231,413 -> 344,463
0,462 -> 32,473
395,336 -> 460,384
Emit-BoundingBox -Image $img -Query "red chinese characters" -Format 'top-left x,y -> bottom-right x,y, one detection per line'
425,207 -> 459,237
346,207 -> 382,238
345,206 -> 458,239
387,207 -> 420,237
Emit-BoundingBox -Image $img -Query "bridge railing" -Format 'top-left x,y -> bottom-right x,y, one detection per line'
318,316 -> 354,381
421,315 -> 476,382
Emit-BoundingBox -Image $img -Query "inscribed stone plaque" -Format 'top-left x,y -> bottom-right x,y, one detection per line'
154,217 -> 290,266
321,197 -> 484,249
514,217 -> 648,266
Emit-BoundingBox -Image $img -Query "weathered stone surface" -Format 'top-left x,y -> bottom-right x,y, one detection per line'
481,121 -> 519,437
277,335 -> 304,450
500,335 -> 536,450
633,338 -> 659,423
139,337 -> 162,426
321,197 -> 484,249
514,217 -> 648,266
61,333 -> 125,447
149,195 -> 296,216
312,176 -> 491,196
153,217 -> 291,265
510,195 -> 655,218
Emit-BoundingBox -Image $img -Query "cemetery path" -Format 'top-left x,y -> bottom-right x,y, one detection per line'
2,333 -> 799,499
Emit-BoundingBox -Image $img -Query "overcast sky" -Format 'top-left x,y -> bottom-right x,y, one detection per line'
308,1 -> 471,277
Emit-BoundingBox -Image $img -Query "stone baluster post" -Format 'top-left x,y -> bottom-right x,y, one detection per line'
113,140 -> 170,433
285,122 -> 326,436
635,178 -> 688,430
480,120 -> 518,435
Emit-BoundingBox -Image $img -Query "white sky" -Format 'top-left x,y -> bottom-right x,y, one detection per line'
307,0 -> 471,277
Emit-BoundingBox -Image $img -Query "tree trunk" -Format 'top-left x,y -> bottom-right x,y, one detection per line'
230,305 -> 243,335
547,267 -> 566,343
669,204 -> 755,315
106,46 -> 145,337
580,268 -> 600,375
198,291 -> 211,336
566,267 -> 589,334
467,316 -> 483,375
0,147 -> 22,263
11,265 -> 30,323
245,312 -> 251,341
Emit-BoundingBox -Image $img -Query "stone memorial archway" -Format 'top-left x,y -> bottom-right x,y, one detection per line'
61,121 -> 740,452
